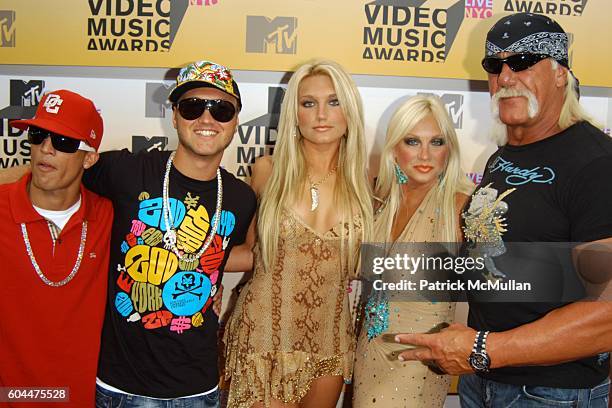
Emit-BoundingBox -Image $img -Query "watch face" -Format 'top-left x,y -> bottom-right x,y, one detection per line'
469,352 -> 491,372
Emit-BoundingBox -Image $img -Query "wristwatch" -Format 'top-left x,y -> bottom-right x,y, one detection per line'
468,330 -> 491,373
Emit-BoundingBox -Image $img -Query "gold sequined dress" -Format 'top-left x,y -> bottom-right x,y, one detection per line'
353,187 -> 456,408
224,209 -> 361,408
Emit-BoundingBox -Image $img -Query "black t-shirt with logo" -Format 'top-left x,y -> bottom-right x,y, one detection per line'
463,121 -> 612,388
83,149 -> 256,397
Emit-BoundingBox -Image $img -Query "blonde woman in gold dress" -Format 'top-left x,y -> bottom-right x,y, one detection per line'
353,95 -> 473,407
223,59 -> 372,408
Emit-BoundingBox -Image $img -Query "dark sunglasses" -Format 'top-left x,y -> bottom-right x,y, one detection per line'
482,53 -> 549,74
28,126 -> 94,153
175,98 -> 237,122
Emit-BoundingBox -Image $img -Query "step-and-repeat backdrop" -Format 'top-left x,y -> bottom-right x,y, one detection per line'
0,1 -> 610,397
0,0 -> 610,86
0,0 -> 609,173
0,75 -> 609,179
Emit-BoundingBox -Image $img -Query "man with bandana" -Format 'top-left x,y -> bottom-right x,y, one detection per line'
395,13 -> 612,407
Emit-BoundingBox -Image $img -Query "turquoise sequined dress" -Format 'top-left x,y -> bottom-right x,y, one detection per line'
353,187 -> 457,408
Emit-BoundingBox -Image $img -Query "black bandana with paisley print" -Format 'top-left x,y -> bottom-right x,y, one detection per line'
485,12 -> 569,68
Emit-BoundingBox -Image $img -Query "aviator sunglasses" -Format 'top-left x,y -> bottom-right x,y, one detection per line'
28,126 -> 95,153
482,53 -> 550,74
175,98 -> 237,123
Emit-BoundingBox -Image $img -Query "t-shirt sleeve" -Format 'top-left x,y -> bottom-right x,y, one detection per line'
82,149 -> 134,199
568,155 -> 612,242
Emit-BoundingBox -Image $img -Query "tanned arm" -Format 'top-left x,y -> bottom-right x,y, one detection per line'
396,238 -> 612,374
0,165 -> 29,184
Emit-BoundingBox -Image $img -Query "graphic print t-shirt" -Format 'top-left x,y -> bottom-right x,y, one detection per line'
463,121 -> 612,388
83,149 -> 256,398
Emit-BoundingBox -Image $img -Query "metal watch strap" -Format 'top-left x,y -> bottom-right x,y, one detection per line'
472,331 -> 480,353
473,330 -> 490,354
481,331 -> 490,356
469,330 -> 491,372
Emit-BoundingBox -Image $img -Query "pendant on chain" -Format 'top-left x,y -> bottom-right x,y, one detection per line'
310,186 -> 319,211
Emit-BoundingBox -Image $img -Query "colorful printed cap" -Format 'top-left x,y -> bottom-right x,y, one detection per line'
168,60 -> 241,109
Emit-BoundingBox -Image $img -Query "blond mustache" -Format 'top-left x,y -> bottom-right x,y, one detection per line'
493,87 -> 534,100
492,88 -> 539,119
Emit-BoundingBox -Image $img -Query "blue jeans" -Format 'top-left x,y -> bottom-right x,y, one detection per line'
458,374 -> 610,407
95,385 -> 220,408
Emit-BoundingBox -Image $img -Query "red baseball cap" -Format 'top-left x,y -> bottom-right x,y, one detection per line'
10,89 -> 103,151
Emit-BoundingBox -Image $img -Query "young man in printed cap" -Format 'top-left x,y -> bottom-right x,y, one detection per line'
0,90 -> 113,407
394,13 -> 612,406
84,61 -> 256,407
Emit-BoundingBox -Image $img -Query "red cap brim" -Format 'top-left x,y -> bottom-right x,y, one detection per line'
10,117 -> 87,143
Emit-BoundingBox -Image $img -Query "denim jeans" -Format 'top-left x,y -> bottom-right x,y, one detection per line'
95,385 -> 220,408
458,374 -> 610,407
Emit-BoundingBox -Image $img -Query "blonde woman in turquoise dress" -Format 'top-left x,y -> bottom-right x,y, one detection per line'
353,95 -> 473,407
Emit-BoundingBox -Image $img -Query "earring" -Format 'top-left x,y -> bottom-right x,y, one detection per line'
394,163 -> 408,184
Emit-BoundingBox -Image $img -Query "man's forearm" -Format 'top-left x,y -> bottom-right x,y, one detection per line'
224,244 -> 254,272
490,301 -> 612,368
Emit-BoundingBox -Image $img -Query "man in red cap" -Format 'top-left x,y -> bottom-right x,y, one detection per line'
0,61 -> 254,408
0,89 -> 113,407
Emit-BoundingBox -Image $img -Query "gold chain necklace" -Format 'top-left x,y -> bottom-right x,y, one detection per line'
307,167 -> 337,211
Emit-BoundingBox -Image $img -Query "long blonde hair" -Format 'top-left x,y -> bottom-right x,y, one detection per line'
374,95 -> 473,242
257,59 -> 373,273
555,62 -> 596,129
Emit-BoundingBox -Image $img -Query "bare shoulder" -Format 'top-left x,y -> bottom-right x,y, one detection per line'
454,192 -> 470,213
253,155 -> 273,171
251,156 -> 273,196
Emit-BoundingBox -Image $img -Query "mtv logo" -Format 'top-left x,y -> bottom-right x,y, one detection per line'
0,80 -> 45,119
0,10 -> 16,47
418,92 -> 464,129
246,16 -> 297,54
145,82 -> 174,118
13,80 -> 45,107
132,136 -> 169,153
